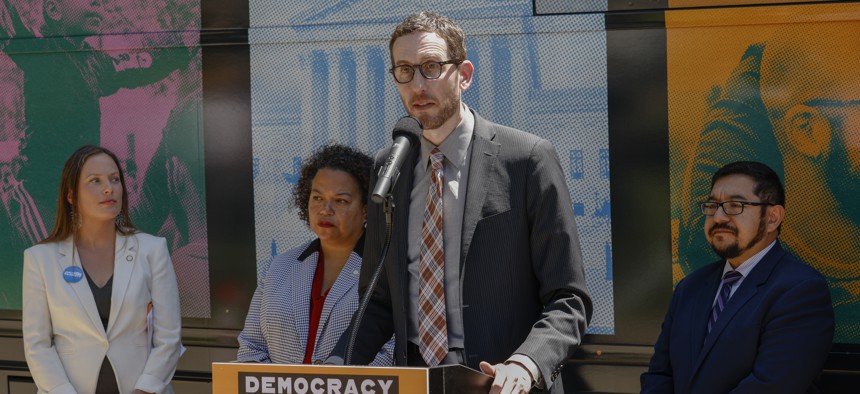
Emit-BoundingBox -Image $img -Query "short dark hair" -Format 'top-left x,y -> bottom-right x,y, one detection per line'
292,144 -> 373,226
42,145 -> 136,244
389,11 -> 466,65
711,161 -> 786,207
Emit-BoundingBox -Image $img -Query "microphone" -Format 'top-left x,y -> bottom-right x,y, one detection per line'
345,116 -> 421,364
370,116 -> 422,203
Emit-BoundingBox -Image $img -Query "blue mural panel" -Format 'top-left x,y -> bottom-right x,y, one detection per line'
249,1 -> 613,334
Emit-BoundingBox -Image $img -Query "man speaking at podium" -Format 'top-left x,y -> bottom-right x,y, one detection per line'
329,11 -> 592,394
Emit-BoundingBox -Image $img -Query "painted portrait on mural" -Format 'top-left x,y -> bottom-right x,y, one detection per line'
0,0 -> 208,317
669,4 -> 860,343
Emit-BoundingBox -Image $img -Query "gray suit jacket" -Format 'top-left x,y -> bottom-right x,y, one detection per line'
332,110 -> 592,393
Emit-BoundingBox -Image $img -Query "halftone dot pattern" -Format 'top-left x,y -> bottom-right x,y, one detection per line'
535,0 -> 607,15
250,1 -> 533,30
250,1 -> 613,334
667,4 -> 860,343
0,0 -> 206,317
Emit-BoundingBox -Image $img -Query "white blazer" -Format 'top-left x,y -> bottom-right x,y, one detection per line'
22,232 -> 182,394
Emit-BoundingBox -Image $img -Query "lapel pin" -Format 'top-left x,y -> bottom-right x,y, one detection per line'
63,266 -> 84,283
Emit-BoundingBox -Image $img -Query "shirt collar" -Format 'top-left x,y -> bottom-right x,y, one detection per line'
419,104 -> 474,171
298,232 -> 365,260
722,239 -> 777,277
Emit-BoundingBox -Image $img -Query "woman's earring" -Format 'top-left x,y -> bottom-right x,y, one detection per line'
115,213 -> 131,231
71,209 -> 81,229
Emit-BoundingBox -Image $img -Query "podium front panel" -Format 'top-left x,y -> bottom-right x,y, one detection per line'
212,362 -> 428,394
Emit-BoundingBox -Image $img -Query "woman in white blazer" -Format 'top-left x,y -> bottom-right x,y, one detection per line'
238,144 -> 393,365
22,145 -> 182,394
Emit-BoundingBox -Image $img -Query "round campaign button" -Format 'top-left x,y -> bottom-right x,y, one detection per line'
63,266 -> 84,283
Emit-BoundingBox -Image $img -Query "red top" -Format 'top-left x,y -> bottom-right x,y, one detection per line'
303,250 -> 329,364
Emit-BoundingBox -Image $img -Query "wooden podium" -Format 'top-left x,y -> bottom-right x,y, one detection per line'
212,362 -> 492,394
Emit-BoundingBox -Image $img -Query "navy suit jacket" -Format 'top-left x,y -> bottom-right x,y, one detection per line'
330,110 -> 592,393
641,242 -> 834,394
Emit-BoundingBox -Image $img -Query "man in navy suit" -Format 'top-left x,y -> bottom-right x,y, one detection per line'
329,11 -> 591,394
641,161 -> 834,393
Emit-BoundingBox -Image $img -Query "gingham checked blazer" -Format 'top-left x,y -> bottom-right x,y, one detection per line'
237,237 -> 393,365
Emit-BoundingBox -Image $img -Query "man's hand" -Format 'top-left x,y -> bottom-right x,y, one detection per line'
479,361 -> 534,394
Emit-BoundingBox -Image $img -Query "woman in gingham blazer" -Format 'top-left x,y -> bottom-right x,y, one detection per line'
237,145 -> 393,365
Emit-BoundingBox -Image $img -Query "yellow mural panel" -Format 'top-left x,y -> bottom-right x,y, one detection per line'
667,3 -> 860,343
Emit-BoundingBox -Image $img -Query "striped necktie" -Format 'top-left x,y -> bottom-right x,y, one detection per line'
708,270 -> 743,334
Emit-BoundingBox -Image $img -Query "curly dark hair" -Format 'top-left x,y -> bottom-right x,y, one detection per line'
293,144 -> 373,226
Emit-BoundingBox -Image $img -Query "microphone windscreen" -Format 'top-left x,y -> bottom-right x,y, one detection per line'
392,116 -> 423,141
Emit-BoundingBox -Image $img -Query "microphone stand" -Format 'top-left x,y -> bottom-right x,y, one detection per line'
345,194 -> 394,365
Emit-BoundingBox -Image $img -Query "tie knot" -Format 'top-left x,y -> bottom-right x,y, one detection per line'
429,148 -> 444,170
722,270 -> 743,285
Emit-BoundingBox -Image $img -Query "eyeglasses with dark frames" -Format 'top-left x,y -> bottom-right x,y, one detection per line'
389,59 -> 463,84
699,201 -> 773,216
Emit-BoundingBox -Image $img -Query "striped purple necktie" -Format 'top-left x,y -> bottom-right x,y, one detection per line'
708,270 -> 743,334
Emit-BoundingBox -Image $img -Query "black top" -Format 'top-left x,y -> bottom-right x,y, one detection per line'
84,270 -> 119,394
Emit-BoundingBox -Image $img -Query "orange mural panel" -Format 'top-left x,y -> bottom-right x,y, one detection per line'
667,3 -> 860,343
669,0 -> 826,9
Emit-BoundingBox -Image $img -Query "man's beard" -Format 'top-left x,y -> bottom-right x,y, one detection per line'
708,211 -> 768,260
407,92 -> 460,130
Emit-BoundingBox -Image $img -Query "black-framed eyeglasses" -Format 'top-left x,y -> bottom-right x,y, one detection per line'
699,201 -> 773,216
389,59 -> 462,84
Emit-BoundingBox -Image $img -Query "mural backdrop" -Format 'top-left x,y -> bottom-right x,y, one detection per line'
0,0 -> 208,318
668,3 -> 860,343
248,0 -> 616,335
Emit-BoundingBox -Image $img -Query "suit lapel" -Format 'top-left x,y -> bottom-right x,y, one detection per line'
291,250 -> 317,352
58,237 -> 105,337
702,278 -> 758,349
691,244 -> 786,380
391,146 -> 417,328
316,252 -> 361,357
689,267 -> 721,367
693,274 -> 758,375
460,113 -> 500,270
107,234 -> 135,335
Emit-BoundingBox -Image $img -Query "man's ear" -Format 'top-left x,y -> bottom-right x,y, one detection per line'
44,0 -> 61,23
765,204 -> 785,233
783,104 -> 832,158
458,60 -> 474,91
